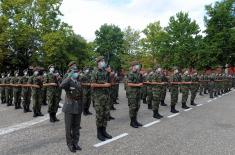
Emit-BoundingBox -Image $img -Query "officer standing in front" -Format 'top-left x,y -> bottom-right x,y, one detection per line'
60,62 -> 82,153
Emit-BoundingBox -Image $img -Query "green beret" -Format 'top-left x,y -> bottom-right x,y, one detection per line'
96,56 -> 104,63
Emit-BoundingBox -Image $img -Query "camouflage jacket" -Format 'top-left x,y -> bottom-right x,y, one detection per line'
126,71 -> 141,99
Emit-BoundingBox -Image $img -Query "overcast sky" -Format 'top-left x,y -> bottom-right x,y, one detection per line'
60,0 -> 217,41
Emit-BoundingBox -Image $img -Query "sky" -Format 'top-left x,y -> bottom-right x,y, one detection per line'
60,0 -> 217,41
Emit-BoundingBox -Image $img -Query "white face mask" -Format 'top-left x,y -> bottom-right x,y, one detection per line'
49,67 -> 55,73
85,69 -> 89,73
1,75 -> 4,78
184,71 -> 189,75
34,71 -> 39,76
157,68 -> 162,72
43,73 -> 47,76
15,73 -> 18,77
174,69 -> 179,74
7,74 -> 10,77
24,72 -> 27,76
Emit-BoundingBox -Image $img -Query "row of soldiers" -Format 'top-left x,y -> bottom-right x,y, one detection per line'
125,62 -> 235,128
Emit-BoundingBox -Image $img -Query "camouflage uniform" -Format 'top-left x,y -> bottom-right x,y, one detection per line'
208,74 -> 215,98
4,74 -> 13,106
151,71 -> 164,119
146,72 -> 154,109
141,73 -> 147,104
80,69 -> 92,115
11,72 -> 22,109
45,71 -> 60,122
181,74 -> 191,108
20,72 -> 32,112
190,74 -> 199,105
42,73 -> 48,105
0,74 -> 6,104
29,70 -> 44,117
160,72 -> 168,106
170,71 -> 181,113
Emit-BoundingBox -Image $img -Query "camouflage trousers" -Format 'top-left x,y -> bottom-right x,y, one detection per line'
128,98 -> 140,118
13,88 -> 21,107
152,87 -> 161,111
1,88 -> 6,103
94,92 -> 110,127
160,87 -> 167,102
83,88 -> 91,111
32,89 -> 42,113
42,88 -> 47,105
47,88 -> 59,113
181,87 -> 189,103
5,88 -> 13,105
171,86 -> 179,106
190,85 -> 198,102
147,86 -> 152,106
22,89 -> 31,108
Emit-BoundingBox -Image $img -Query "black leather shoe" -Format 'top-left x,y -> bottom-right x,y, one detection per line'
102,127 -> 112,139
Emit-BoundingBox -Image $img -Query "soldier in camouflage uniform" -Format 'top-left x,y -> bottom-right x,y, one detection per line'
146,69 -> 154,109
150,66 -> 164,119
11,71 -> 22,109
114,72 -> 119,104
5,72 -> 13,106
20,69 -> 32,113
208,73 -> 215,98
45,65 -> 60,122
55,71 -> 62,108
42,71 -> 48,106
127,61 -> 143,128
29,67 -> 44,117
181,70 -> 191,109
80,67 -> 92,116
160,69 -> 168,106
170,67 -> 181,113
141,71 -> 147,104
190,72 -> 199,106
0,73 -> 6,104
91,56 -> 112,141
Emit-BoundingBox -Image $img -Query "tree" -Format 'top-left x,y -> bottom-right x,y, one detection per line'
95,24 -> 125,71
204,0 -> 235,67
164,12 -> 202,69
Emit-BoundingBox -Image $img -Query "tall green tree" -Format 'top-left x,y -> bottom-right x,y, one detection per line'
164,12 -> 202,68
204,0 -> 235,67
95,24 -> 125,71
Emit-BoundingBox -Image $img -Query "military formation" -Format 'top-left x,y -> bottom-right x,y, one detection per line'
0,57 -> 235,153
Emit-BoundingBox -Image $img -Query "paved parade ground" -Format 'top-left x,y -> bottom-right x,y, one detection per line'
0,84 -> 235,155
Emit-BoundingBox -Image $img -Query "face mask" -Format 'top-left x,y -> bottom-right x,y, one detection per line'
174,69 -> 179,74
85,69 -> 89,74
184,71 -> 189,75
15,74 -> 18,77
72,72 -> 79,79
2,76 -> 4,78
7,74 -> 10,77
157,68 -> 162,72
49,67 -> 55,73
43,73 -> 47,76
34,71 -> 39,76
100,61 -> 106,69
135,65 -> 140,71
24,72 -> 27,76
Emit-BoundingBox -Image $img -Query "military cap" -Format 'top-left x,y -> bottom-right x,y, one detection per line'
48,64 -> 55,69
96,56 -> 104,63
130,61 -> 139,66
68,61 -> 77,68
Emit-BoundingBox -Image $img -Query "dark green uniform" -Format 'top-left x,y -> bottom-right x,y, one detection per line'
11,75 -> 22,109
20,74 -> 32,112
42,73 -> 48,105
4,75 -> 13,106
181,74 -> 191,108
0,75 -> 6,104
190,74 -> 199,105
146,72 -> 154,109
170,72 -> 181,113
160,72 -> 168,106
60,77 -> 83,152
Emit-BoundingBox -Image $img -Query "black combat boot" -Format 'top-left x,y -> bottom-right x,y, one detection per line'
153,110 -> 163,119
160,100 -> 167,106
37,111 -> 44,117
170,105 -> 179,113
135,116 -> 143,126
148,103 -> 152,109
143,98 -> 147,104
33,110 -> 37,117
182,102 -> 190,109
130,117 -> 138,128
53,113 -> 60,121
97,127 -> 106,141
23,105 -> 27,113
102,127 -> 112,139
110,105 -> 116,110
109,115 -> 115,120
73,143 -> 82,151
27,105 -> 32,112
49,113 -> 55,122
190,101 -> 197,106
67,144 -> 76,153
